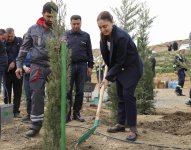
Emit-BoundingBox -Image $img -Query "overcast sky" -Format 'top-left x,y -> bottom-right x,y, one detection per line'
0,0 -> 190,49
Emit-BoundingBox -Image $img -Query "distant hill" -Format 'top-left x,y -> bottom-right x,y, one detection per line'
92,39 -> 190,61
149,39 -> 189,52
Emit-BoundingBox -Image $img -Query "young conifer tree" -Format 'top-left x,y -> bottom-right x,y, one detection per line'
135,2 -> 156,114
43,1 -> 69,149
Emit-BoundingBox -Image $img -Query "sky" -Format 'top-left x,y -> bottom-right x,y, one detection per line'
0,0 -> 190,49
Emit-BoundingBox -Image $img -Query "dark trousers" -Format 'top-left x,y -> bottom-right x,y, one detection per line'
175,69 -> 185,94
24,73 -> 32,115
4,69 -> 23,114
67,62 -> 87,116
116,80 -> 137,127
0,70 -> 6,94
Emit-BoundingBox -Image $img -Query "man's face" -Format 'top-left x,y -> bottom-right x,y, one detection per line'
7,32 -> 15,43
2,33 -> 7,42
43,12 -> 54,27
70,19 -> 81,32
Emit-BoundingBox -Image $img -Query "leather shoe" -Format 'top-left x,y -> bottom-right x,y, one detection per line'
14,113 -> 22,118
185,100 -> 191,106
26,129 -> 39,137
126,131 -> 137,141
107,124 -> 125,133
22,115 -> 30,122
73,115 -> 85,122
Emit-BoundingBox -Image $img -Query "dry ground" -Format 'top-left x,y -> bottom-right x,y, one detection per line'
0,88 -> 191,150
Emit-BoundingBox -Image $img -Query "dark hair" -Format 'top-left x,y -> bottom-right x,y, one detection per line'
70,15 -> 81,21
42,2 -> 58,14
97,11 -> 113,22
6,28 -> 14,34
0,29 -> 6,35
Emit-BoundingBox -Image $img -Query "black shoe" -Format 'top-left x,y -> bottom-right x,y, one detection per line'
175,91 -> 185,96
22,115 -> 30,122
126,132 -> 137,141
185,100 -> 191,106
107,124 -> 125,133
14,113 -> 22,118
73,115 -> 85,122
66,115 -> 71,123
26,129 -> 39,137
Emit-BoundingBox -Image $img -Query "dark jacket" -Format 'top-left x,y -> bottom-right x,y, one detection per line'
0,41 -> 8,71
16,17 -> 55,68
63,30 -> 94,68
100,25 -> 143,88
6,37 -> 22,65
173,54 -> 187,71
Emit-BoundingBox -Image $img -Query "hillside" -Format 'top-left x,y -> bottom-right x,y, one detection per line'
149,39 -> 189,52
93,39 -> 190,59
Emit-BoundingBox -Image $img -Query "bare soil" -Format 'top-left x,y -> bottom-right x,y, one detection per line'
0,88 -> 191,150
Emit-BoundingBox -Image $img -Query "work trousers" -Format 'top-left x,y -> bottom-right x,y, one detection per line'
30,64 -> 50,131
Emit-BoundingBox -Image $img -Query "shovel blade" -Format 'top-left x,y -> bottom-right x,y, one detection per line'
76,119 -> 99,147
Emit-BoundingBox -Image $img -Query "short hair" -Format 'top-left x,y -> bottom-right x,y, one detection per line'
70,15 -> 81,21
6,28 -> 14,34
0,29 -> 6,35
97,11 -> 113,22
42,2 -> 58,14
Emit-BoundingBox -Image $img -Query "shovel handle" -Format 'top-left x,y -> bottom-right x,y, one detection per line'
95,66 -> 108,119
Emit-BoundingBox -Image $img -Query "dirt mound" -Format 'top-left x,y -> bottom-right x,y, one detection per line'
140,111 -> 191,136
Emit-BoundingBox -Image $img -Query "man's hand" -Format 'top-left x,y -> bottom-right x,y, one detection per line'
87,68 -> 92,76
101,79 -> 109,89
8,62 -> 15,72
23,66 -> 31,74
15,68 -> 23,79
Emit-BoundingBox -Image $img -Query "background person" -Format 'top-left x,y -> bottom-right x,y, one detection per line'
62,15 -> 94,122
4,28 -> 23,118
0,29 -> 8,94
97,11 -> 143,141
22,51 -> 32,122
172,41 -> 178,51
173,48 -> 187,96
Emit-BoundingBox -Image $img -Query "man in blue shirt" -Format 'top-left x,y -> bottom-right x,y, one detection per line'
63,15 -> 94,122
22,51 -> 32,122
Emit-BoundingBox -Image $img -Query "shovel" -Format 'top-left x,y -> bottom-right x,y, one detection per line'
76,66 -> 108,147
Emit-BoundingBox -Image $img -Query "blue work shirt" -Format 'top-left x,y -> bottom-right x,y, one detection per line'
24,52 -> 31,67
63,30 -> 94,68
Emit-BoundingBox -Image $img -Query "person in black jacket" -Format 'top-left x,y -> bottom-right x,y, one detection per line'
172,41 -> 178,51
62,15 -> 94,122
0,29 -> 8,94
4,28 -> 23,118
97,11 -> 143,141
173,49 -> 186,96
